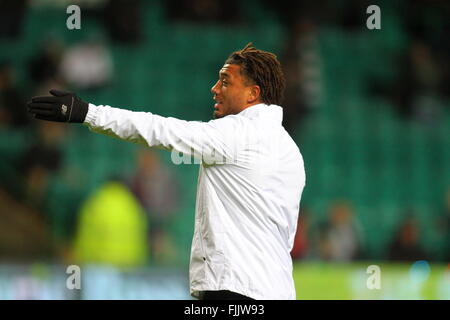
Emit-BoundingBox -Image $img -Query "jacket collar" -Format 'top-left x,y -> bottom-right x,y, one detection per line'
237,103 -> 283,124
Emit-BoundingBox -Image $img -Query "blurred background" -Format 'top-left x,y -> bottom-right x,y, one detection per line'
0,0 -> 449,299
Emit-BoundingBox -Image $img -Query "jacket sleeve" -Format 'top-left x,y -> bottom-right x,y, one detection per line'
83,103 -> 239,164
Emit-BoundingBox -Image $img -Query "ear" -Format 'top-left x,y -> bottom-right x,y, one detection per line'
247,85 -> 261,104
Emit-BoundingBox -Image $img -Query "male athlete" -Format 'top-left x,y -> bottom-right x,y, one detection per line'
28,43 -> 306,300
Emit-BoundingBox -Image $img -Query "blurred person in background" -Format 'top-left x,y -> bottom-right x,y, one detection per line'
262,0 -> 324,29
387,213 -> 428,262
0,0 -> 26,40
291,207 -> 311,260
127,149 -> 179,264
315,222 -> 333,261
166,0 -> 241,24
281,18 -> 321,135
102,0 -> 142,45
27,36 -> 70,106
19,121 -> 66,210
27,43 -> 306,300
368,0 -> 449,125
60,38 -> 113,91
73,178 -> 148,267
0,61 -> 29,128
436,188 -> 450,262
326,201 -> 363,261
404,0 -> 450,100
0,186 -> 54,261
28,38 -> 64,88
312,201 -> 363,261
394,40 -> 442,124
369,39 -> 443,124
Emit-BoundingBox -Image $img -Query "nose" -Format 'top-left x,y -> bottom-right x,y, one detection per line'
211,80 -> 220,95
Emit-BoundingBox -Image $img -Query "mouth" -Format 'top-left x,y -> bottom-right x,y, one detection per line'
214,97 -> 223,109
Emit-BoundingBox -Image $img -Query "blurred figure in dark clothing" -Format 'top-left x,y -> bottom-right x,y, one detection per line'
0,62 -> 29,128
315,222 -> 333,261
407,0 -> 450,99
103,0 -> 142,44
369,0 -> 449,123
19,122 -> 66,209
338,0 -> 373,31
388,214 -> 428,262
0,0 -> 27,39
395,40 -> 441,123
370,39 -> 443,124
263,0 -> 325,29
281,18 -> 321,135
127,149 -> 179,263
166,0 -> 241,24
263,0 -> 373,30
28,38 -> 64,85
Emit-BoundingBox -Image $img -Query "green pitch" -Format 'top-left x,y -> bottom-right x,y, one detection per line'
293,261 -> 449,300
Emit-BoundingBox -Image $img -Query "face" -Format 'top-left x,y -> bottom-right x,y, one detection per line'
210,64 -> 259,119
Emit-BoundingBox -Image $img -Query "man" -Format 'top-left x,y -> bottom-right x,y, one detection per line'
28,43 -> 306,300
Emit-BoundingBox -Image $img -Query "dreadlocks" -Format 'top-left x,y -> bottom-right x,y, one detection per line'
225,42 -> 286,106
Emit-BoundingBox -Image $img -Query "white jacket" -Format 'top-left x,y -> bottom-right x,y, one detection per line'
83,103 -> 305,300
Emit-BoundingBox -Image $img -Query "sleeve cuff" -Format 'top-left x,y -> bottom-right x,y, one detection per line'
84,103 -> 100,125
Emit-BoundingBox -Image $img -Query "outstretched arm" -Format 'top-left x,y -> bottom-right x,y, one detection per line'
28,90 -> 239,164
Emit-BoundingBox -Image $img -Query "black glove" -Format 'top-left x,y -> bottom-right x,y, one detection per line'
27,90 -> 88,123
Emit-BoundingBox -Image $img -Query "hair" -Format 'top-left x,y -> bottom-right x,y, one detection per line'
225,42 -> 286,106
